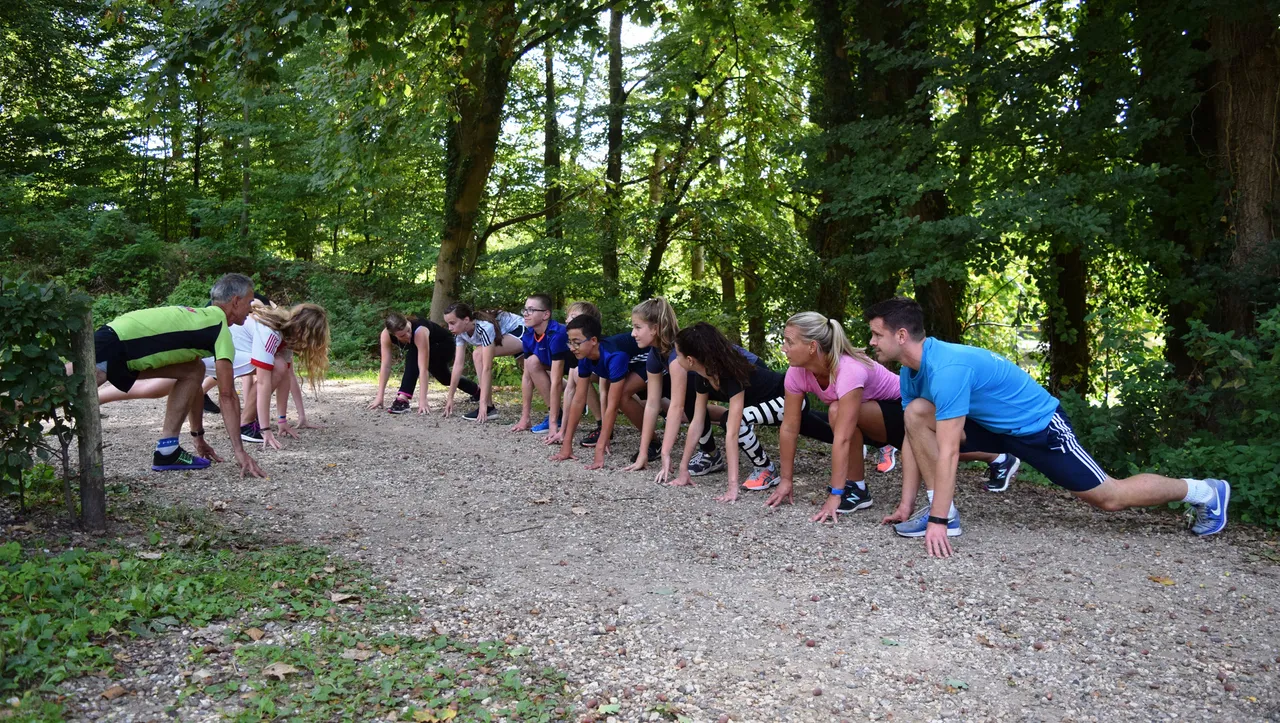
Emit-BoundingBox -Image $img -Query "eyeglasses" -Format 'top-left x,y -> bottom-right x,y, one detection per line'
567,338 -> 588,349
522,307 -> 549,315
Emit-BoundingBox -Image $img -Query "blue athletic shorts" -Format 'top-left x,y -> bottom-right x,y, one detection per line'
959,404 -> 1108,492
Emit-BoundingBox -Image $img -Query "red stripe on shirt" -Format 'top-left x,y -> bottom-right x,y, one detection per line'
251,359 -> 275,371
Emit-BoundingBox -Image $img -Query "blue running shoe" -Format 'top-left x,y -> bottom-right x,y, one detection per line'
1190,479 -> 1230,536
531,415 -> 552,434
894,506 -> 962,538
152,447 -> 211,472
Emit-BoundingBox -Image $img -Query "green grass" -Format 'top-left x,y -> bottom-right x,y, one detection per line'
0,503 -> 572,721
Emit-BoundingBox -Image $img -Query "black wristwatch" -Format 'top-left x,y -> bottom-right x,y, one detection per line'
927,515 -> 950,525
190,429 -> 205,438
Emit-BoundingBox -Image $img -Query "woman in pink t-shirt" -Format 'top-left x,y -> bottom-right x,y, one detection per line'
769,311 -> 902,522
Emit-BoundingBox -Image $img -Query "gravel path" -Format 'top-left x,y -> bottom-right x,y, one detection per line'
74,381 -> 1280,721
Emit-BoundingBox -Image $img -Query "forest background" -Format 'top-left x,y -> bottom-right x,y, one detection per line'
2,0 -> 1278,525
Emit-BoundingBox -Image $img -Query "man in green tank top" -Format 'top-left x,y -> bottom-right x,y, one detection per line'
89,273 -> 266,477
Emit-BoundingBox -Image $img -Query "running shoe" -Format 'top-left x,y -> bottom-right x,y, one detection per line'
1189,479 -> 1231,536
741,465 -> 779,492
463,405 -> 499,421
839,483 -> 873,513
202,393 -> 220,414
893,506 -> 962,538
240,422 -> 264,443
984,454 -> 1021,493
647,439 -> 662,463
152,447 -> 211,472
389,398 -> 411,414
581,422 -> 602,447
688,448 -> 726,476
531,415 -> 552,434
876,446 -> 897,474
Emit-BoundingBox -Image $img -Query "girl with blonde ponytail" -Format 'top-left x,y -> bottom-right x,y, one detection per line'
770,311 -> 903,522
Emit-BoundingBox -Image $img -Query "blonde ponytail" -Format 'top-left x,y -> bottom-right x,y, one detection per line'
786,312 -> 875,383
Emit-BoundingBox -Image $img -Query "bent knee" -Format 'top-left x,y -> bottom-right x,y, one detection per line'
904,398 -> 936,423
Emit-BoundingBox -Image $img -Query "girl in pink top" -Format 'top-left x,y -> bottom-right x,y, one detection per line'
769,311 -> 900,522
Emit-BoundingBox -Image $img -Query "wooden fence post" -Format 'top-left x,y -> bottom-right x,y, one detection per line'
73,307 -> 106,533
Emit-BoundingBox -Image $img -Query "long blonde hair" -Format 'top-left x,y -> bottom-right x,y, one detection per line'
632,297 -> 679,355
785,311 -> 873,381
253,303 -> 331,392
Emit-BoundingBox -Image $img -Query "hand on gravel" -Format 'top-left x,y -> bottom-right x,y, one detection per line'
881,505 -> 911,525
549,449 -> 576,462
237,451 -> 266,478
417,401 -> 432,416
925,524 -> 953,558
714,483 -> 738,503
765,480 -> 794,507
261,430 -> 283,450
442,398 -> 455,417
545,430 -> 564,445
623,458 -> 646,472
653,460 -> 673,485
583,458 -> 605,471
277,421 -> 300,439
194,438 -> 222,463
667,471 -> 694,487
510,418 -> 530,432
811,496 -> 841,524
367,397 -> 384,410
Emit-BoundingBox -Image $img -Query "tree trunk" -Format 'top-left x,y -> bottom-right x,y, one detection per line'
808,0 -> 857,319
718,250 -> 742,346
544,42 -> 563,241
568,60 -> 594,170
601,6 -> 624,285
429,2 -> 520,322
1044,243 -> 1091,395
73,307 -> 105,533
743,257 -> 765,356
190,96 -> 204,239
239,99 -> 250,246
1210,6 -> 1280,334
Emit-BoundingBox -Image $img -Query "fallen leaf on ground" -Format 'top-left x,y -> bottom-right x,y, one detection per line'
379,645 -> 400,655
262,662 -> 300,680
100,685 -> 127,700
1148,576 -> 1176,586
341,648 -> 375,661
653,586 -> 677,595
880,638 -> 900,646
945,679 -> 969,690
136,552 -> 162,560
323,566 -> 336,574
413,710 -> 457,722
330,592 -> 358,603
244,627 -> 265,641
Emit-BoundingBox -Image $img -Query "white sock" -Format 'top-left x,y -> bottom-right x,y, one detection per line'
925,490 -> 958,518
848,479 -> 867,492
156,437 -> 178,455
1182,478 -> 1215,506
992,453 -> 1007,465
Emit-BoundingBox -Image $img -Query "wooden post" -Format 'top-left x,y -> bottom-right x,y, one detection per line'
72,307 -> 106,533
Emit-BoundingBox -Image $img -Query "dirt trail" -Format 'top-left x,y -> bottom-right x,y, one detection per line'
84,381 -> 1280,721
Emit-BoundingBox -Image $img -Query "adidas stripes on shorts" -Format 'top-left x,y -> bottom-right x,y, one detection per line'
958,404 -> 1107,492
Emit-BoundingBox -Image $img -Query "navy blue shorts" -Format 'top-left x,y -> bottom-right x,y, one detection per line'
959,405 -> 1107,492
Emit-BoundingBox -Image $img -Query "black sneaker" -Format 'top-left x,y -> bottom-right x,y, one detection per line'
152,447 -> 211,471
687,448 -> 726,476
463,405 -> 498,421
389,398 -> 411,414
202,393 -> 220,414
581,422 -> 602,447
985,455 -> 1021,493
838,483 -> 873,513
646,439 -> 662,463
240,422 -> 264,443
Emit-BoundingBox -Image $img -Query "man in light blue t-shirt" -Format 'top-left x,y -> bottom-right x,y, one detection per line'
863,297 -> 1230,559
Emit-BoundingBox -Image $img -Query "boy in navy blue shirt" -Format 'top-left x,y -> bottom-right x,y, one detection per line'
865,297 -> 1231,559
551,314 -> 647,469
511,294 -> 574,435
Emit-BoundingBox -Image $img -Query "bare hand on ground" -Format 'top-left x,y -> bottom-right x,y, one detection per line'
194,438 -> 222,463
765,480 -> 794,507
811,496 -> 841,524
925,524 -> 953,558
237,451 -> 266,478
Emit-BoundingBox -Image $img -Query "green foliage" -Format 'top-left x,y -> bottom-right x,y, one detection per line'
1065,306 -> 1280,527
0,276 -> 91,503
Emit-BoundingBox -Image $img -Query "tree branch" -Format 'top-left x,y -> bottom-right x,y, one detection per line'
514,1 -> 614,61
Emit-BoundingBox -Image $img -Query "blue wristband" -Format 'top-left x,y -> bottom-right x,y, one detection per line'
829,487 -> 844,496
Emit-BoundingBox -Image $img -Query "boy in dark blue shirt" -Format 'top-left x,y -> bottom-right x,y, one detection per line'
551,314 -> 647,469
511,294 -> 574,435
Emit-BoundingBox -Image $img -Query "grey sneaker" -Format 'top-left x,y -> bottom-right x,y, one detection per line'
688,449 -> 726,476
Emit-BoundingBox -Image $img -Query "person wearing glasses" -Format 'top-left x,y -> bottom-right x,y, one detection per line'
511,294 -> 574,435
551,314 -> 652,469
